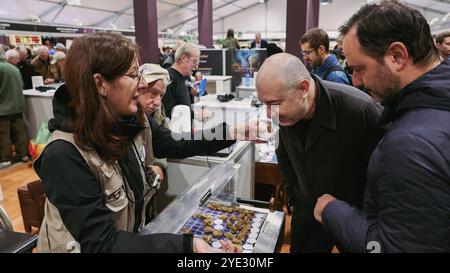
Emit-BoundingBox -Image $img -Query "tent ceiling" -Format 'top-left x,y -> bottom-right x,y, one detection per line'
0,0 -> 449,34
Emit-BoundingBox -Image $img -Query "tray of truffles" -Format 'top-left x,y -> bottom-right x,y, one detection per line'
178,202 -> 268,252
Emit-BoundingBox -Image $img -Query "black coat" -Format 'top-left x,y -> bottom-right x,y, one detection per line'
17,60 -> 38,89
277,76 -> 384,210
250,39 -> 269,49
322,59 -> 450,253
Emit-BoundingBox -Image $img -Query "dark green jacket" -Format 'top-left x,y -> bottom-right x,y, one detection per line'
0,60 -> 25,116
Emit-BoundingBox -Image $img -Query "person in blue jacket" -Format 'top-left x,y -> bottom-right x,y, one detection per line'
300,28 -> 352,85
314,0 -> 450,253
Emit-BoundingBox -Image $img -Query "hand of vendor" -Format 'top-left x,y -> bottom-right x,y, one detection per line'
194,108 -> 215,122
44,78 -> 55,84
152,165 -> 165,182
313,194 -> 337,224
193,238 -> 241,253
190,87 -> 199,97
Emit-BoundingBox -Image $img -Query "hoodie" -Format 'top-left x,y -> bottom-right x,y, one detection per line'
322,59 -> 450,252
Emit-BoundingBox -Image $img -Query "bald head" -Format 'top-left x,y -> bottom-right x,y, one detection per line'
257,53 -> 311,90
256,53 -> 317,126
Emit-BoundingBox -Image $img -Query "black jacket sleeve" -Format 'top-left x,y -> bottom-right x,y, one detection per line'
322,133 -> 450,252
162,80 -> 177,119
150,117 -> 236,159
37,140 -> 193,253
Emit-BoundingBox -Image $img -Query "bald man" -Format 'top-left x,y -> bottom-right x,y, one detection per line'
256,53 -> 384,252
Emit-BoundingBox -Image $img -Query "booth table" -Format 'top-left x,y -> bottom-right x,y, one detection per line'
23,89 -> 55,140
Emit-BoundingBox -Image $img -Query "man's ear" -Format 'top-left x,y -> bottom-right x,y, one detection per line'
297,79 -> 310,99
385,42 -> 409,72
93,73 -> 107,97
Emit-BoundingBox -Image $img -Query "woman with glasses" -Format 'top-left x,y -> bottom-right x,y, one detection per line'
33,33 -> 237,253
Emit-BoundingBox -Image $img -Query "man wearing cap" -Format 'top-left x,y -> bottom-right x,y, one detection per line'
137,64 -> 237,210
55,43 -> 66,53
49,51 -> 66,83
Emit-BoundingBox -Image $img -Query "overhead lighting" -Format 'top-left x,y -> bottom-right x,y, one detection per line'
73,18 -> 83,26
28,14 -> 40,23
67,0 -> 81,6
259,0 -> 266,3
320,0 -> 332,5
429,17 -> 439,25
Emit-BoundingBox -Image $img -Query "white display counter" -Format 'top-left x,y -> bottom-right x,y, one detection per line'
23,89 -> 55,140
236,85 -> 257,98
156,141 -> 255,213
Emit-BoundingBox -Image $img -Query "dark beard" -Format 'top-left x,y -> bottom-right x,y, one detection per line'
367,62 -> 402,104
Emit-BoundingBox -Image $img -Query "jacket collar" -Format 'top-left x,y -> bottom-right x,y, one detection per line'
287,74 -> 337,153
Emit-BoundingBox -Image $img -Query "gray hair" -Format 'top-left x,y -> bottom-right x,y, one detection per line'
16,46 -> 28,55
175,42 -> 200,62
279,55 -> 312,90
5,49 -> 20,61
38,45 -> 49,54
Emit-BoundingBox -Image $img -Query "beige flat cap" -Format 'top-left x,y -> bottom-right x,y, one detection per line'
139,63 -> 170,85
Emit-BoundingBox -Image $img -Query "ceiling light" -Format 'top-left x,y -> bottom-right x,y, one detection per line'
67,0 -> 81,6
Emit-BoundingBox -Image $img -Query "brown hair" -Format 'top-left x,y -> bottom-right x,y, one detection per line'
300,28 -> 330,52
436,31 -> 450,44
64,32 -> 143,164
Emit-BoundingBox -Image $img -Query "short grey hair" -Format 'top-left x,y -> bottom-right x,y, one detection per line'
5,49 -> 20,61
175,42 -> 200,62
16,46 -> 28,55
38,45 -> 49,54
279,55 -> 312,90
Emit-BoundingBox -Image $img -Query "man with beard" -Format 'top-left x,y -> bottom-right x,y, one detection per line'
256,53 -> 384,252
314,0 -> 450,252
300,28 -> 352,85
436,31 -> 450,61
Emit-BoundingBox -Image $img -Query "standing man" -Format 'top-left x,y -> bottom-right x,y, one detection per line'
436,31 -> 450,61
17,47 -> 38,90
256,53 -> 384,252
300,28 -> 352,85
0,48 -> 28,168
163,43 -> 211,122
314,0 -> 450,253
32,45 -> 54,84
163,43 -> 199,119
250,33 -> 269,49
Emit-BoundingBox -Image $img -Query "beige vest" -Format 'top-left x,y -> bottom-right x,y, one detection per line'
35,123 -> 156,253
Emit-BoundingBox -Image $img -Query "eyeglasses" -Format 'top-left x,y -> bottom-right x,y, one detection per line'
124,69 -> 144,90
300,49 -> 315,57
124,70 -> 143,81
190,57 -> 200,65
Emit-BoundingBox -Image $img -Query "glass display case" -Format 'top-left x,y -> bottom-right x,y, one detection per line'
142,163 -> 284,253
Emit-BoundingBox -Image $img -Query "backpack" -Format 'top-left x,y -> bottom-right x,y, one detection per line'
323,65 -> 353,86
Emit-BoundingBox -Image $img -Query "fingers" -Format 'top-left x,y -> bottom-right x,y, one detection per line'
219,240 -> 242,253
